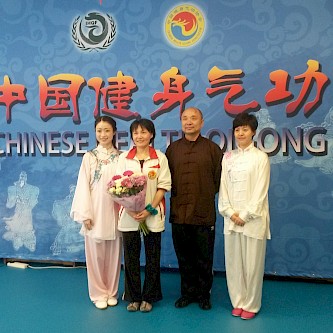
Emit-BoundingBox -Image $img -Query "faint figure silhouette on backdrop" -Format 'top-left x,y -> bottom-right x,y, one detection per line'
3,171 -> 39,252
50,184 -> 84,255
254,108 -> 291,165
295,106 -> 333,174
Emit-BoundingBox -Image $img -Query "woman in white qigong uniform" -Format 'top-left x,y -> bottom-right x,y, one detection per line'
71,116 -> 122,310
218,112 -> 270,320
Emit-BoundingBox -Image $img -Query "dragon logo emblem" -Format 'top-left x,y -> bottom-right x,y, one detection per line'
72,12 -> 116,51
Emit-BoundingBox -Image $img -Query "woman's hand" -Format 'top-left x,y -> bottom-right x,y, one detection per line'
126,210 -> 138,219
83,219 -> 93,230
126,209 -> 150,222
231,213 -> 245,226
134,209 -> 150,222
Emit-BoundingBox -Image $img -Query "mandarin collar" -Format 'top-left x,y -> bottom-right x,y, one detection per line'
183,134 -> 203,144
96,144 -> 116,154
237,142 -> 254,152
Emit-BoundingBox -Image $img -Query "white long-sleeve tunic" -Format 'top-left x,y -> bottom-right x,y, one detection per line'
70,145 -> 120,241
218,143 -> 271,240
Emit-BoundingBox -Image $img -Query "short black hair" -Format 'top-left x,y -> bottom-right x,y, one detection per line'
130,118 -> 156,144
233,112 -> 258,132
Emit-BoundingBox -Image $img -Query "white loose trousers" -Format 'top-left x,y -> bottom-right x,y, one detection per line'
224,232 -> 266,313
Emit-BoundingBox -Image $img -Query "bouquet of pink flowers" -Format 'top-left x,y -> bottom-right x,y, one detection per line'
107,170 -> 149,235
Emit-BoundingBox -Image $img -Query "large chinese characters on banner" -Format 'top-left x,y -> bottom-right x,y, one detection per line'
0,0 -> 332,278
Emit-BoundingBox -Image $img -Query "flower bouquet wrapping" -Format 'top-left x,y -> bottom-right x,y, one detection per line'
107,170 -> 149,235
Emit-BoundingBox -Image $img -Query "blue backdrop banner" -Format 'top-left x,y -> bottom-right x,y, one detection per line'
0,0 -> 332,278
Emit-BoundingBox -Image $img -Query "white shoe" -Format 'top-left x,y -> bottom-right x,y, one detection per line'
95,300 -> 108,309
107,297 -> 118,307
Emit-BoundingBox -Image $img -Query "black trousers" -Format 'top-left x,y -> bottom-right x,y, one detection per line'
172,223 -> 215,301
123,231 -> 162,303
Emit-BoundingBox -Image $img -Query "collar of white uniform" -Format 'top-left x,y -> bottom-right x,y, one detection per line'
236,142 -> 254,153
96,144 -> 116,154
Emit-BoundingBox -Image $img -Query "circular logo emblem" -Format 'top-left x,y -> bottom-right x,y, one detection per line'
148,170 -> 157,180
72,12 -> 116,52
165,4 -> 205,48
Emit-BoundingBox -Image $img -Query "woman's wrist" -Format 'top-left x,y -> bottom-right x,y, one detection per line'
145,203 -> 158,215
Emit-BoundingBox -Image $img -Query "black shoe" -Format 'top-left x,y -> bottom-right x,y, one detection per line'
199,299 -> 212,310
175,296 -> 193,308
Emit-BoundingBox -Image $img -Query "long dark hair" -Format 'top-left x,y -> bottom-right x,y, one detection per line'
94,116 -> 117,149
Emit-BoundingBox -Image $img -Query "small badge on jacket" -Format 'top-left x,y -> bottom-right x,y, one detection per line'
148,170 -> 157,180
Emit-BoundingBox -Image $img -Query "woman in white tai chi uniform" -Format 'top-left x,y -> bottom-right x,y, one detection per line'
218,112 -> 270,320
71,116 -> 122,310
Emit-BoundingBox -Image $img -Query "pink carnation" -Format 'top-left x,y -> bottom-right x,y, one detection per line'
107,173 -> 147,199
121,177 -> 134,188
133,175 -> 146,186
107,180 -> 116,187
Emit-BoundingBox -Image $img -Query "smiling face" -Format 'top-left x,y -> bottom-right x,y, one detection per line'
181,108 -> 204,140
95,120 -> 115,149
132,125 -> 153,149
234,125 -> 255,149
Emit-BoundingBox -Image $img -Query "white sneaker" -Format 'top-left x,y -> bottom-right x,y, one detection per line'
95,301 -> 108,309
107,297 -> 118,307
